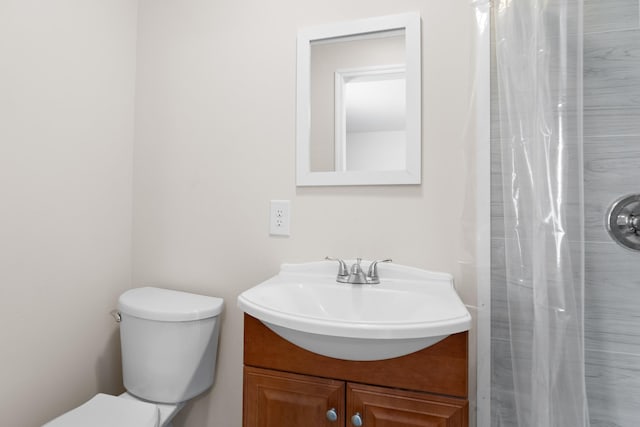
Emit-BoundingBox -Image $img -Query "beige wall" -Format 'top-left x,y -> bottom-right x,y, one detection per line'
134,1 -> 478,426
0,1 -> 137,426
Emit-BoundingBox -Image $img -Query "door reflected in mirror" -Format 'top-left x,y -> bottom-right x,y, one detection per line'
297,13 -> 421,186
336,65 -> 406,172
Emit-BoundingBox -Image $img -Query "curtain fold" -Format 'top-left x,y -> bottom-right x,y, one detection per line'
493,0 -> 589,425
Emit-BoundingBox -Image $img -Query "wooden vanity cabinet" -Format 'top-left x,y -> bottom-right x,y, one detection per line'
347,382 -> 467,426
244,367 -> 345,426
243,314 -> 469,427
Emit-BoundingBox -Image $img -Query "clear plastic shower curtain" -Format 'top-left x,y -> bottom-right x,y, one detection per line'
493,0 -> 589,426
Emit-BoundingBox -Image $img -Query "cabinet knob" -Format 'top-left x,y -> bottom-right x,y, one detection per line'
351,412 -> 363,426
326,408 -> 338,422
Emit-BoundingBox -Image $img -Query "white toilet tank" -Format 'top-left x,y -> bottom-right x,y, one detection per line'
118,287 -> 224,404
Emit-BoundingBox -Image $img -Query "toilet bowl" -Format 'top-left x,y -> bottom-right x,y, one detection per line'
43,287 -> 223,427
120,392 -> 185,426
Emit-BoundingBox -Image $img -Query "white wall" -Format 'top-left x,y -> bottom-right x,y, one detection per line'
133,1 -> 479,426
0,1 -> 138,425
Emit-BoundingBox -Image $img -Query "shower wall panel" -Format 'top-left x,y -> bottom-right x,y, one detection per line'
583,1 -> 640,425
489,16 -> 518,424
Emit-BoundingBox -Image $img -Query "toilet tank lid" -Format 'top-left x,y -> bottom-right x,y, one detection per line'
118,287 -> 224,322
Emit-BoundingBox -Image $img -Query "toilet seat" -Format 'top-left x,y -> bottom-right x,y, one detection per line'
43,393 -> 159,427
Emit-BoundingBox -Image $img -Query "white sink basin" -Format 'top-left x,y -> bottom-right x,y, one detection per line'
237,261 -> 471,361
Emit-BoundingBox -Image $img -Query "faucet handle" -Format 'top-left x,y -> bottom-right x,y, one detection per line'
325,256 -> 349,282
367,259 -> 392,284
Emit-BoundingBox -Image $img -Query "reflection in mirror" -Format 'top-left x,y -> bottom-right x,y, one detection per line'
297,13 -> 421,186
310,31 -> 405,173
336,65 -> 406,171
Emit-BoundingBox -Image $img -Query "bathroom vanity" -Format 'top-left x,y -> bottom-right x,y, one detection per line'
242,314 -> 469,426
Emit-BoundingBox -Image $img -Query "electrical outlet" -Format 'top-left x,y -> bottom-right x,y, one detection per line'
270,200 -> 290,236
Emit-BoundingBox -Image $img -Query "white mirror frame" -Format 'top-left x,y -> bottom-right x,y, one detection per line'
296,13 -> 422,186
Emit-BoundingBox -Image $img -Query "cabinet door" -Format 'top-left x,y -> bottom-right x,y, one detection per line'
244,367 -> 345,427
347,383 -> 468,427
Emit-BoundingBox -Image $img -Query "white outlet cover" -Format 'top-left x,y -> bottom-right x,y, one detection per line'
270,200 -> 290,236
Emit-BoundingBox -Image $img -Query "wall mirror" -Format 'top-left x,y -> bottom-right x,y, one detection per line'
296,13 -> 421,186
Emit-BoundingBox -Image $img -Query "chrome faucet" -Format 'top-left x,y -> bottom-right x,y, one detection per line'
325,257 -> 392,284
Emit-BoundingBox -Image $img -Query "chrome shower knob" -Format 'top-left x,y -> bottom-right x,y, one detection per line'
607,194 -> 640,251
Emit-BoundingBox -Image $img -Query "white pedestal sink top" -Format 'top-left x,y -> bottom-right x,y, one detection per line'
237,260 -> 471,361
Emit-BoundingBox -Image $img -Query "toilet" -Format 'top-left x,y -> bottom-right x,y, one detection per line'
44,287 -> 224,427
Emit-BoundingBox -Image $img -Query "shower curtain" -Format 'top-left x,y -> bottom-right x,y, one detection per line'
493,0 -> 590,426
